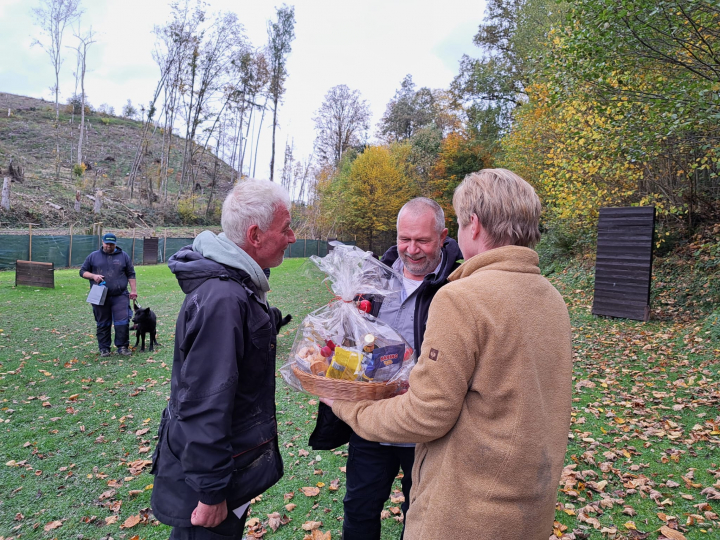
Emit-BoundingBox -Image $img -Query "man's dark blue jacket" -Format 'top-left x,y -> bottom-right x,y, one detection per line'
79,247 -> 135,296
150,246 -> 283,528
309,238 -> 462,450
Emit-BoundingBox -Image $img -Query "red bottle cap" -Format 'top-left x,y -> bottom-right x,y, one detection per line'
326,340 -> 336,351
358,300 -> 371,313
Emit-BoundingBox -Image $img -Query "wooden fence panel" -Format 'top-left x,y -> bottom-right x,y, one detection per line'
15,260 -> 54,288
592,207 -> 655,322
143,237 -> 159,265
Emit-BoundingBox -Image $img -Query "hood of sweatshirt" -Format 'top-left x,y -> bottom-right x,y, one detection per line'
168,231 -> 270,303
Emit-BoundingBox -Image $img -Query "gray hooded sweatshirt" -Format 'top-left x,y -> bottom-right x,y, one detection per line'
192,231 -> 270,305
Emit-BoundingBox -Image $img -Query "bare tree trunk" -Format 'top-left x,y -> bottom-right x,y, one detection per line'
1,178 -> 10,210
240,104 -> 254,178
252,94 -> 269,178
93,190 -> 103,213
269,96 -> 278,181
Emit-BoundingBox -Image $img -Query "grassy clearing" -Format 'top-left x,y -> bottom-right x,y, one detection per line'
0,255 -> 718,540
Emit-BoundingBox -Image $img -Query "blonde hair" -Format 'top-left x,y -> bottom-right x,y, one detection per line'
452,168 -> 541,248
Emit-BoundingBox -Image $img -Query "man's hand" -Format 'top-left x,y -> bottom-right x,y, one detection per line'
320,397 -> 334,408
129,292 -> 138,300
191,500 -> 227,528
92,273 -> 104,284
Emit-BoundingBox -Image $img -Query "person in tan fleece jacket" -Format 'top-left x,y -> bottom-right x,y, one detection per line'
323,168 -> 572,540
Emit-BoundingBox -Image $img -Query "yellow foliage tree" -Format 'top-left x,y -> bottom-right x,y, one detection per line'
501,81 -> 641,241
341,146 -> 417,252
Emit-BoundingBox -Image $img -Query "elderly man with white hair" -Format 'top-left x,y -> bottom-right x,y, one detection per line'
151,179 -> 296,540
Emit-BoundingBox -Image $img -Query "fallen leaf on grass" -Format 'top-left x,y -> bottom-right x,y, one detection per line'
128,490 -> 143,497
285,503 -> 297,511
284,492 -> 294,500
328,479 -> 341,491
301,486 -> 320,497
98,489 -> 116,501
121,514 -> 141,529
105,515 -> 118,525
303,531 -> 331,540
267,512 -> 290,531
302,520 -> 322,531
659,526 -> 687,540
44,520 -> 63,531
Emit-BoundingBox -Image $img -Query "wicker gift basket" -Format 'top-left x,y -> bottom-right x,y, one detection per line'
279,243 -> 414,400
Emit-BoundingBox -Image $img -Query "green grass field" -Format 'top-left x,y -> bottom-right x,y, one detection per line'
0,257 -> 718,540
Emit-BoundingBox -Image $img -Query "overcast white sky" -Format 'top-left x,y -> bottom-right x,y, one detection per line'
0,0 -> 485,180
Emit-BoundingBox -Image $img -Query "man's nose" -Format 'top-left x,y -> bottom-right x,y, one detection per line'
406,241 -> 420,254
288,228 -> 296,244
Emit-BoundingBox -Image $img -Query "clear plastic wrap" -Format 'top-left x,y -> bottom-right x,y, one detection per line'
279,243 -> 415,399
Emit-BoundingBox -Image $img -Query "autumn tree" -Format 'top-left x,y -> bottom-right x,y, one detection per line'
266,4 -> 296,181
313,85 -> 371,165
554,0 -> 720,227
31,0 -> 83,180
451,0 -> 564,140
430,132 -> 493,233
324,146 -> 417,252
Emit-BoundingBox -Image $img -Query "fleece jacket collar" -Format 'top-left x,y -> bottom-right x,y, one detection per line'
449,245 -> 540,282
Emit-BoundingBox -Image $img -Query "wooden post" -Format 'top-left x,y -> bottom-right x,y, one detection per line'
69,224 -> 73,267
74,190 -> 80,213
28,223 -> 33,261
303,238 -> 307,257
163,229 -> 167,262
1,177 -> 10,211
132,227 -> 136,262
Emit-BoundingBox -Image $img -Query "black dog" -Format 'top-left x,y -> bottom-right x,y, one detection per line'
132,301 -> 160,352
270,306 -> 292,334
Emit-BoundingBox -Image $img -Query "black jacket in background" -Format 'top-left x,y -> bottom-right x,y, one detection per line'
150,246 -> 283,528
309,238 -> 463,451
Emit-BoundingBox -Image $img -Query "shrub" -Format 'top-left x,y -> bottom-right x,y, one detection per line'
72,163 -> 87,178
177,196 -> 201,225
66,94 -> 93,115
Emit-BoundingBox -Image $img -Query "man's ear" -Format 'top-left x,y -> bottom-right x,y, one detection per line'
440,228 -> 448,243
470,214 -> 481,239
245,224 -> 262,249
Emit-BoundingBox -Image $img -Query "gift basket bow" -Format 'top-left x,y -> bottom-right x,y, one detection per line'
280,242 -> 415,400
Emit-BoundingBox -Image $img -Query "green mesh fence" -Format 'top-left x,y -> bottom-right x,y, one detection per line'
0,235 -> 347,270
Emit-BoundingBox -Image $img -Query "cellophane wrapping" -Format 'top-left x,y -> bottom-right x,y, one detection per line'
279,243 -> 415,398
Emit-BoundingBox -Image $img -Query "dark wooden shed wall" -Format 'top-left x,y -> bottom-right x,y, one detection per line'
592,207 -> 655,321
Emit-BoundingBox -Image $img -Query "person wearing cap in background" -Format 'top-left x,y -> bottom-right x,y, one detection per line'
80,232 -> 138,357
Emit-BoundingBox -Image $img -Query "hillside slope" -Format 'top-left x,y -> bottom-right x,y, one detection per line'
0,92 -> 235,230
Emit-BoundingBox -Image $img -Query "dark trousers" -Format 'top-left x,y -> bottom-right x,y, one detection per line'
169,506 -> 248,540
92,293 -> 130,350
343,433 -> 414,540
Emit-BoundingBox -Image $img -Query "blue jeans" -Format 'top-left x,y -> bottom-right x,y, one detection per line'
343,433 -> 414,540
